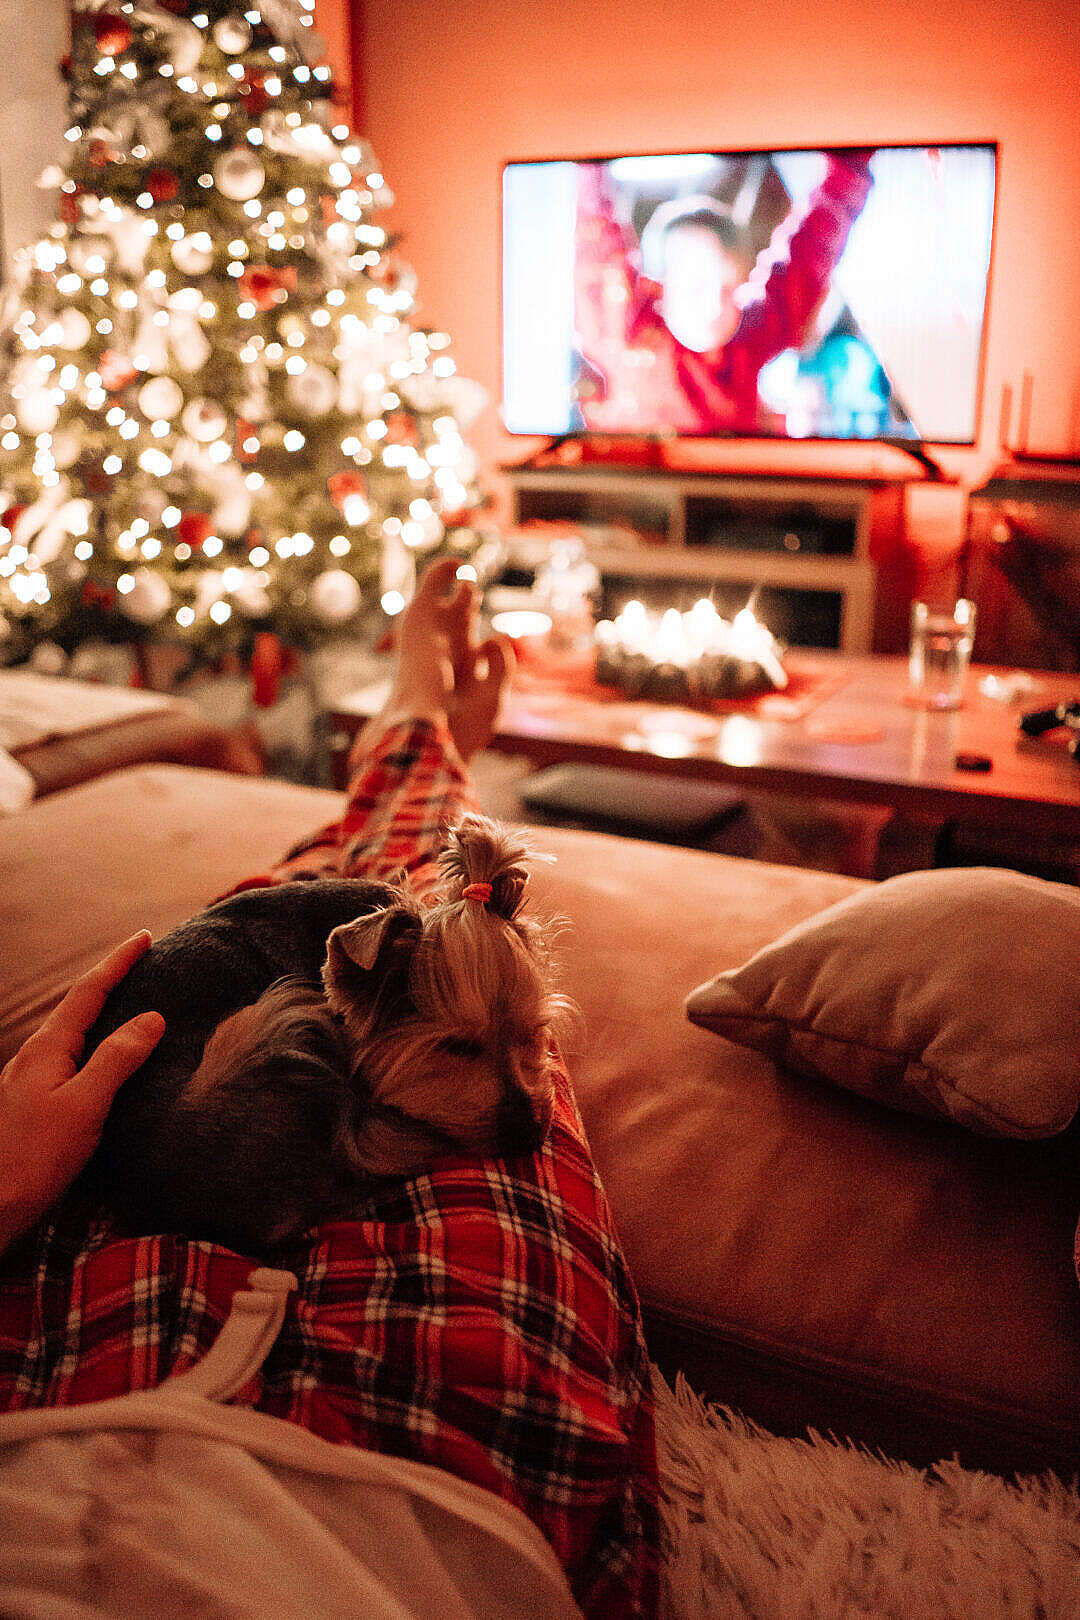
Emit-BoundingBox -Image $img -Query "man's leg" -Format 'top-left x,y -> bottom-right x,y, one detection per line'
227,561 -> 512,895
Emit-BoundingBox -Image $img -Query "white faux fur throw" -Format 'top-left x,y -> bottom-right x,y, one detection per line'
652,1370 -> 1080,1619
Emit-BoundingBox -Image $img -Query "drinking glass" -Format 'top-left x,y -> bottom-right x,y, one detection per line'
908,599 -> 977,710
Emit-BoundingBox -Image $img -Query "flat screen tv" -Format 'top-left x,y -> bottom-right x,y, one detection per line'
501,143 -> 997,449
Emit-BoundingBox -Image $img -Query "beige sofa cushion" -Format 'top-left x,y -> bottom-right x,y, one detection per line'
3,766 -> 1079,1477
684,867 -> 1080,1138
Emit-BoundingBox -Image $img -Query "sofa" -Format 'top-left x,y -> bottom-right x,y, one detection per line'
2,757 -> 1079,1487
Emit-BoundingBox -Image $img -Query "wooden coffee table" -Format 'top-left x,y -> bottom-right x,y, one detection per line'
330,651 -> 1080,848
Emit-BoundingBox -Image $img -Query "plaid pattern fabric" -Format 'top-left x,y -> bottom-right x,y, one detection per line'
226,715 -> 480,897
0,719 -> 660,1619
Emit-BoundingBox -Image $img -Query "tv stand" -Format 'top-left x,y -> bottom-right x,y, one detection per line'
501,463 -> 906,654
515,435 -> 670,471
891,440 -> 948,481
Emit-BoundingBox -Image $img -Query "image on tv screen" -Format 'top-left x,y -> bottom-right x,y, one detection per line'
502,144 -> 996,444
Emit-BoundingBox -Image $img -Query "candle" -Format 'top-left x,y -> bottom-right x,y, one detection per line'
595,597 -> 788,702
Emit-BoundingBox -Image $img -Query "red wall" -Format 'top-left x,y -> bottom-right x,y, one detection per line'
350,0 -> 1080,570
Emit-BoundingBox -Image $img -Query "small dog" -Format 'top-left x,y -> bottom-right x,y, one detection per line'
84,815 -> 567,1251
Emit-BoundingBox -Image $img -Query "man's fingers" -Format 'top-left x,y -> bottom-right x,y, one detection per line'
70,1011 -> 166,1116
27,933 -> 154,1065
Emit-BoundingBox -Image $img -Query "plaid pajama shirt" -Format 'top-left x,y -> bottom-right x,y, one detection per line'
0,718 -> 660,1619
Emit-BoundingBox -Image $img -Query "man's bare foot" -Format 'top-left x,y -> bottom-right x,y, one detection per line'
347,558 -> 512,769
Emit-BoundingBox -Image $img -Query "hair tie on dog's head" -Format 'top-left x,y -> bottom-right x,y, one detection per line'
462,881 -> 492,905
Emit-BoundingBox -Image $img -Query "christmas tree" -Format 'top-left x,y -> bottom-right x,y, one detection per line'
0,0 -> 490,676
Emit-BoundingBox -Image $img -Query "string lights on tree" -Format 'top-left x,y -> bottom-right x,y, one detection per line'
0,0 -> 492,676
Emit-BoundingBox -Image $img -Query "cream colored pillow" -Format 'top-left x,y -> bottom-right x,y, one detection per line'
685,867 -> 1080,1139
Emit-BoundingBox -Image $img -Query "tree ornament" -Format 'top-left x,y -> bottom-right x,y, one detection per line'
93,14 -> 133,56
99,210 -> 151,274
137,489 -> 168,528
181,398 -> 227,442
87,138 -> 120,170
210,466 -> 252,536
311,568 -> 362,624
98,350 -> 138,392
50,428 -> 82,470
327,469 -> 369,516
145,167 -> 179,203
213,146 -> 265,202
240,68 -> 270,114
212,14 -> 252,53
76,452 -> 113,496
236,417 -> 259,462
118,567 -> 172,626
29,641 -> 67,676
138,375 -> 184,420
177,510 -> 214,550
58,307 -> 93,349
15,391 -> 59,434
154,12 -> 203,75
238,264 -> 296,311
285,362 -> 337,417
384,411 -> 419,447
170,234 -> 214,275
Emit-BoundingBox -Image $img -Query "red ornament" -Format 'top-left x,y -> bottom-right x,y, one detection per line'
78,454 -> 113,495
384,412 -> 419,448
98,350 -> 138,392
145,167 -> 179,203
81,579 -> 117,611
239,264 -> 298,312
240,69 -> 270,114
440,506 -> 477,529
58,188 -> 81,225
327,470 -> 369,514
236,418 -> 260,463
87,139 -> 120,170
93,14 -> 133,55
251,631 -> 285,708
1,504 -> 26,535
177,511 -> 213,551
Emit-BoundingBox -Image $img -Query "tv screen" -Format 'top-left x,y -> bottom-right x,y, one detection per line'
501,143 -> 997,445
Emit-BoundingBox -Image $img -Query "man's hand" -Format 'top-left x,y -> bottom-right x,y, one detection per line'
0,932 -> 165,1254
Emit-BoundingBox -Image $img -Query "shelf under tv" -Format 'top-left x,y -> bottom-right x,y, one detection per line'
501,463 -> 903,654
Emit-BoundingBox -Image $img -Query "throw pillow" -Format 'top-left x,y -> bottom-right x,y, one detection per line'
684,866 -> 1080,1138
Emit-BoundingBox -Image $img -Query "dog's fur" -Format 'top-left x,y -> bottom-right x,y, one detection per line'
84,816 -> 566,1251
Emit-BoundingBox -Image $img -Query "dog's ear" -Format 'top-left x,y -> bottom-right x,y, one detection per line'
322,907 -> 421,1023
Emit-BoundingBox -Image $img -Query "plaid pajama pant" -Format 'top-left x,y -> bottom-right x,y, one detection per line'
0,718 -> 660,1619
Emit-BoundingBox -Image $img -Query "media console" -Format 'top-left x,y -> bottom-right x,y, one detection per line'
502,465 -> 907,653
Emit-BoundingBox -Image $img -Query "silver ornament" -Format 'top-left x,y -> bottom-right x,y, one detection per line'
212,15 -> 252,53
118,567 -> 172,626
284,362 -> 338,417
311,568 -> 363,623
50,428 -> 83,469
181,397 -> 228,442
15,391 -> 59,434
138,375 -> 184,420
213,146 -> 265,202
58,308 -> 93,350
